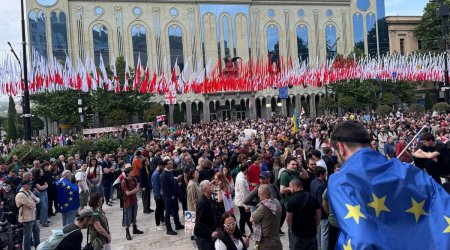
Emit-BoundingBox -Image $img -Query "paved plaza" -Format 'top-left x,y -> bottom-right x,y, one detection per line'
39,195 -> 290,250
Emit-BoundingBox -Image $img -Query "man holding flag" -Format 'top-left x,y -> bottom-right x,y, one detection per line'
57,170 -> 80,226
328,121 -> 450,249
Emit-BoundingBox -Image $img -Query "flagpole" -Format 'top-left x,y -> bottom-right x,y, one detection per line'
20,0 -> 32,140
396,125 -> 426,160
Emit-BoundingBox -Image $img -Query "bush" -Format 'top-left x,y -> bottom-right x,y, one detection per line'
433,102 -> 450,113
121,134 -> 144,151
8,143 -> 47,165
93,137 -> 121,154
409,103 -> 425,115
68,139 -> 94,160
143,103 -> 165,122
377,105 -> 392,116
47,146 -> 71,160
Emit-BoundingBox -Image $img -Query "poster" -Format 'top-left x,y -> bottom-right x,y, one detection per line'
184,211 -> 196,236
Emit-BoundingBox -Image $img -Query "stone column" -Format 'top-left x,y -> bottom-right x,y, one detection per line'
186,101 -> 192,125
309,94 -> 316,117
281,99 -> 288,116
168,104 -> 174,126
250,97 -> 256,119
204,101 -> 210,123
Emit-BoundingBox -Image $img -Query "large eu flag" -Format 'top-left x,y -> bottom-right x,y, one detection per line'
56,179 -> 79,213
328,148 -> 450,249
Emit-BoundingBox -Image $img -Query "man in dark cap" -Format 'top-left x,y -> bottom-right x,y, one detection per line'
121,166 -> 144,240
57,208 -> 98,250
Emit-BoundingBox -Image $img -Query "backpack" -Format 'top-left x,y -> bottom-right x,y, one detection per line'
37,227 -> 78,250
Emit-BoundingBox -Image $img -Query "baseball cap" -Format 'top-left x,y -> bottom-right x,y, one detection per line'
124,166 -> 133,174
259,171 -> 271,180
77,208 -> 99,220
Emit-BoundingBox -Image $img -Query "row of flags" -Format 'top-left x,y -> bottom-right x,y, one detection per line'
0,52 -> 447,96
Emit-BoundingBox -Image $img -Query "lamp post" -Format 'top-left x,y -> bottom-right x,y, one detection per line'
435,0 -> 450,103
20,0 -> 32,141
78,95 -> 84,133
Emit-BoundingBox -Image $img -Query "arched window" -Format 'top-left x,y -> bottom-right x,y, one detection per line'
366,13 -> 377,57
29,10 -> 47,60
352,13 -> 364,54
50,11 -> 68,61
325,24 -> 337,59
168,25 -> 184,71
92,24 -> 109,65
266,25 -> 280,61
296,25 -> 309,62
222,15 -> 231,58
131,24 -> 148,68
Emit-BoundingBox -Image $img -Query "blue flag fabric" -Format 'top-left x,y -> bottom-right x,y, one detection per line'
279,86 -> 288,99
56,179 -> 79,213
328,148 -> 450,249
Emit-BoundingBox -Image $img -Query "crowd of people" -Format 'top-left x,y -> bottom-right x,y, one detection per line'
0,110 -> 449,250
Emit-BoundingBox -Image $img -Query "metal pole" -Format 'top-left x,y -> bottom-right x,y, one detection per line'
20,0 -> 32,140
397,125 -> 426,159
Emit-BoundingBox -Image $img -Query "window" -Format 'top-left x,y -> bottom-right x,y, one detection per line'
267,25 -> 280,71
29,10 -> 47,60
357,0 -> 371,11
92,24 -> 109,65
296,25 -> 309,62
366,13 -> 377,57
222,15 -> 231,59
50,11 -> 68,61
168,25 -> 184,70
131,24 -> 148,68
353,13 -> 364,54
325,24 -> 337,59
400,38 -> 405,55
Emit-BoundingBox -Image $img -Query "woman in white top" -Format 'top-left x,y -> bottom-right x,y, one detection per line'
86,158 -> 103,193
215,212 -> 249,250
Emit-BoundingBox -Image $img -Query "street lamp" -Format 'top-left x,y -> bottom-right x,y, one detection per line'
78,95 -> 84,133
19,0 -> 32,140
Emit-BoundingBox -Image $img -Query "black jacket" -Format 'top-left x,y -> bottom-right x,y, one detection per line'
194,194 -> 218,239
139,165 -> 152,189
160,169 -> 178,198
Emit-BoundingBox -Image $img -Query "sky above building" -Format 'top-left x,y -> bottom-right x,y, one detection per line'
0,0 -> 430,101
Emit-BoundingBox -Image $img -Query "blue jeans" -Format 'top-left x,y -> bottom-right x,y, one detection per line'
39,191 -> 49,224
317,219 -> 329,250
124,204 -> 138,227
163,197 -> 182,231
62,209 -> 77,226
22,220 -> 40,250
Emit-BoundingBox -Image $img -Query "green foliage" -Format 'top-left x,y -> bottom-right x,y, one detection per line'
107,109 -> 130,126
7,96 -> 18,140
409,103 -> 425,115
433,102 -> 450,113
46,146 -> 71,160
377,105 -> 392,116
93,136 -> 121,154
380,93 -> 396,106
143,103 -> 165,122
8,143 -> 47,165
121,134 -> 144,151
319,96 -> 337,111
424,92 -> 433,110
173,105 -> 183,124
31,115 -> 44,132
338,96 -> 358,110
415,1 -> 447,52
67,139 -> 94,160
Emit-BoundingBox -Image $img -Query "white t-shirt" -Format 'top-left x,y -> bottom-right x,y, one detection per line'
75,171 -> 89,193
214,238 -> 244,250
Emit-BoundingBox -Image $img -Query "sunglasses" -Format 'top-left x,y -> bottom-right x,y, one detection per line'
224,222 -> 237,228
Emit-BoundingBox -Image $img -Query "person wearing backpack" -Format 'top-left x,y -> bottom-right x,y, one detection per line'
15,179 -> 40,250
55,207 -> 98,250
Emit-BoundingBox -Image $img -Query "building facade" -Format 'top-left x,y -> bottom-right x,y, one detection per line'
385,16 -> 421,55
27,0 -> 388,125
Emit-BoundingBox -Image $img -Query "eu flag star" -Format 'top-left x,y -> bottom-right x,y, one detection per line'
69,191 -> 73,195
66,185 -> 71,190
344,204 -> 367,224
69,197 -> 73,201
64,203 -> 69,207
444,216 -> 450,233
405,198 -> 428,223
61,182 -> 66,186
367,193 -> 390,217
343,239 -> 352,250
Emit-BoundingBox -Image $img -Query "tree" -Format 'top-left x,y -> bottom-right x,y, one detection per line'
380,92 -> 396,106
338,96 -> 358,110
30,115 -> 44,135
424,92 -> 433,110
107,109 -> 130,126
415,1 -> 446,52
319,96 -> 337,111
409,103 -> 425,115
173,105 -> 183,124
377,105 -> 392,116
143,103 -> 165,122
6,96 -> 18,140
433,102 -> 450,113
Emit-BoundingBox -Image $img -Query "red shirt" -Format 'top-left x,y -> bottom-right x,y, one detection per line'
395,142 -> 411,163
247,163 -> 261,191
121,177 -> 138,208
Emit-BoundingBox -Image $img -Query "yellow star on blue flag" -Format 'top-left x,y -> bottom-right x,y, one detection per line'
56,179 -> 79,213
328,148 -> 450,249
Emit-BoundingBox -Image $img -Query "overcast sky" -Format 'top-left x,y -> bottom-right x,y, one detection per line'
0,0 -> 430,101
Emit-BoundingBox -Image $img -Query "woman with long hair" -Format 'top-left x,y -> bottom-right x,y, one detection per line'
87,158 -> 103,193
214,212 -> 249,250
213,172 -> 234,215
186,168 -> 201,212
33,168 -> 49,227
88,193 -> 112,250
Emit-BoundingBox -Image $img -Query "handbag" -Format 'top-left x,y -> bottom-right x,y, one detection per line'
82,227 -> 94,250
